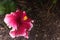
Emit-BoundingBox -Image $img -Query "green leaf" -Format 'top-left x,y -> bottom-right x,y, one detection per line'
10,2 -> 16,12
0,4 -> 5,15
52,0 -> 57,4
0,0 -> 17,15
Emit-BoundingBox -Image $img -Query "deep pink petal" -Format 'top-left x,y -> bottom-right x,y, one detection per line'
4,13 -> 17,29
9,27 -> 27,38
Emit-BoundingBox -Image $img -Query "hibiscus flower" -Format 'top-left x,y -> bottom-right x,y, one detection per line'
4,9 -> 34,39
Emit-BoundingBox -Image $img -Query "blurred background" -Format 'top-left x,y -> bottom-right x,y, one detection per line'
0,0 -> 60,40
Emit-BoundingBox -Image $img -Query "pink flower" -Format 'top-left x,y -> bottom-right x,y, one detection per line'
4,9 -> 34,39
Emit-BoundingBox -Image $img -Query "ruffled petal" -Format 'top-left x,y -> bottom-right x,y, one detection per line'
4,14 -> 17,29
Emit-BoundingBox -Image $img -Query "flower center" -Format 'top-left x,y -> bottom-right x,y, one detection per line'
23,16 -> 28,21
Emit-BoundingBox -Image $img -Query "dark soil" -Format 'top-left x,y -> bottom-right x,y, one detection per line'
0,0 -> 60,40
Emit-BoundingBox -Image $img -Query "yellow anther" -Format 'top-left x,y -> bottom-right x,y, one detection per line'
24,16 -> 28,20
